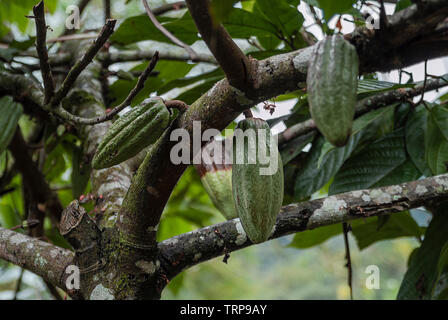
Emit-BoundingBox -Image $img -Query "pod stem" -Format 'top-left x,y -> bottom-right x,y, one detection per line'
243,109 -> 253,118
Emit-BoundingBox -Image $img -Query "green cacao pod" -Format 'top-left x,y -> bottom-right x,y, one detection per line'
92,97 -> 170,169
195,138 -> 237,220
0,96 -> 23,155
232,118 -> 284,243
307,35 -> 359,147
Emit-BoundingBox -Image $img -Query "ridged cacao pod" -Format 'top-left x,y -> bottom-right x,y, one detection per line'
232,118 -> 284,243
195,138 -> 237,220
307,35 -> 359,147
92,97 -> 170,169
0,96 -> 23,155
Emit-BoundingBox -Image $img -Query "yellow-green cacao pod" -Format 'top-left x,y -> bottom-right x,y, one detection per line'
195,139 -> 237,220
307,35 -> 359,147
232,118 -> 284,243
92,97 -> 170,169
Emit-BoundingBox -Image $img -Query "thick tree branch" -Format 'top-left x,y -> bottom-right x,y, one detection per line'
33,1 -> 55,105
0,227 -> 75,289
185,0 -> 254,90
159,174 -> 448,279
142,0 -> 197,61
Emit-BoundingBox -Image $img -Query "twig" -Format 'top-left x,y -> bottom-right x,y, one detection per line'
53,51 -> 159,125
243,109 -> 253,118
104,0 -> 111,21
418,60 -> 428,107
50,19 -> 116,108
342,222 -> 353,300
152,1 -> 186,15
164,99 -> 189,112
13,268 -> 24,300
33,1 -> 55,105
142,0 -> 198,61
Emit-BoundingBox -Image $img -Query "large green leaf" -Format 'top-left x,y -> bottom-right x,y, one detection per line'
304,0 -> 356,20
0,96 -> 23,155
397,205 -> 448,299
254,0 -> 304,37
351,212 -> 423,250
289,224 -> 342,249
357,79 -> 414,99
430,106 -> 448,141
110,14 -> 198,45
405,106 -> 429,174
329,129 -> 407,195
222,7 -> 279,39
426,110 -> 448,175
293,132 -> 364,200
371,159 -> 421,188
317,106 -> 394,167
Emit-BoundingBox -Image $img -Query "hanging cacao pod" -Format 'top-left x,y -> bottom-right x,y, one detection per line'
232,118 -> 284,243
92,97 -> 170,169
195,138 -> 237,220
307,35 -> 359,147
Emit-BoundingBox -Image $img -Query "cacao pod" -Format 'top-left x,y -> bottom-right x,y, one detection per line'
307,35 -> 359,147
195,138 -> 237,220
232,118 -> 284,243
92,97 -> 170,169
0,96 -> 23,155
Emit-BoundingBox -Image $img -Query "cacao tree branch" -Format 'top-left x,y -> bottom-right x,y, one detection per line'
185,0 -> 254,90
33,0 -> 55,105
159,174 -> 448,280
0,227 -> 75,289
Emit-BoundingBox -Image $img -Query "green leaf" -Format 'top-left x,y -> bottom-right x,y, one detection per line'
0,204 -> 21,229
210,0 -> 239,23
357,79 -> 414,99
280,131 -> 315,165
314,0 -> 356,20
329,129 -> 407,195
0,96 -> 23,155
397,206 -> 448,299
351,212 -> 423,250
222,7 -> 280,38
317,106 -> 394,167
426,111 -> 448,175
394,0 -> 413,12
406,106 -> 429,174
110,14 -> 198,46
254,0 -> 304,37
430,105 -> 448,141
371,159 -> 421,188
289,224 -> 342,249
